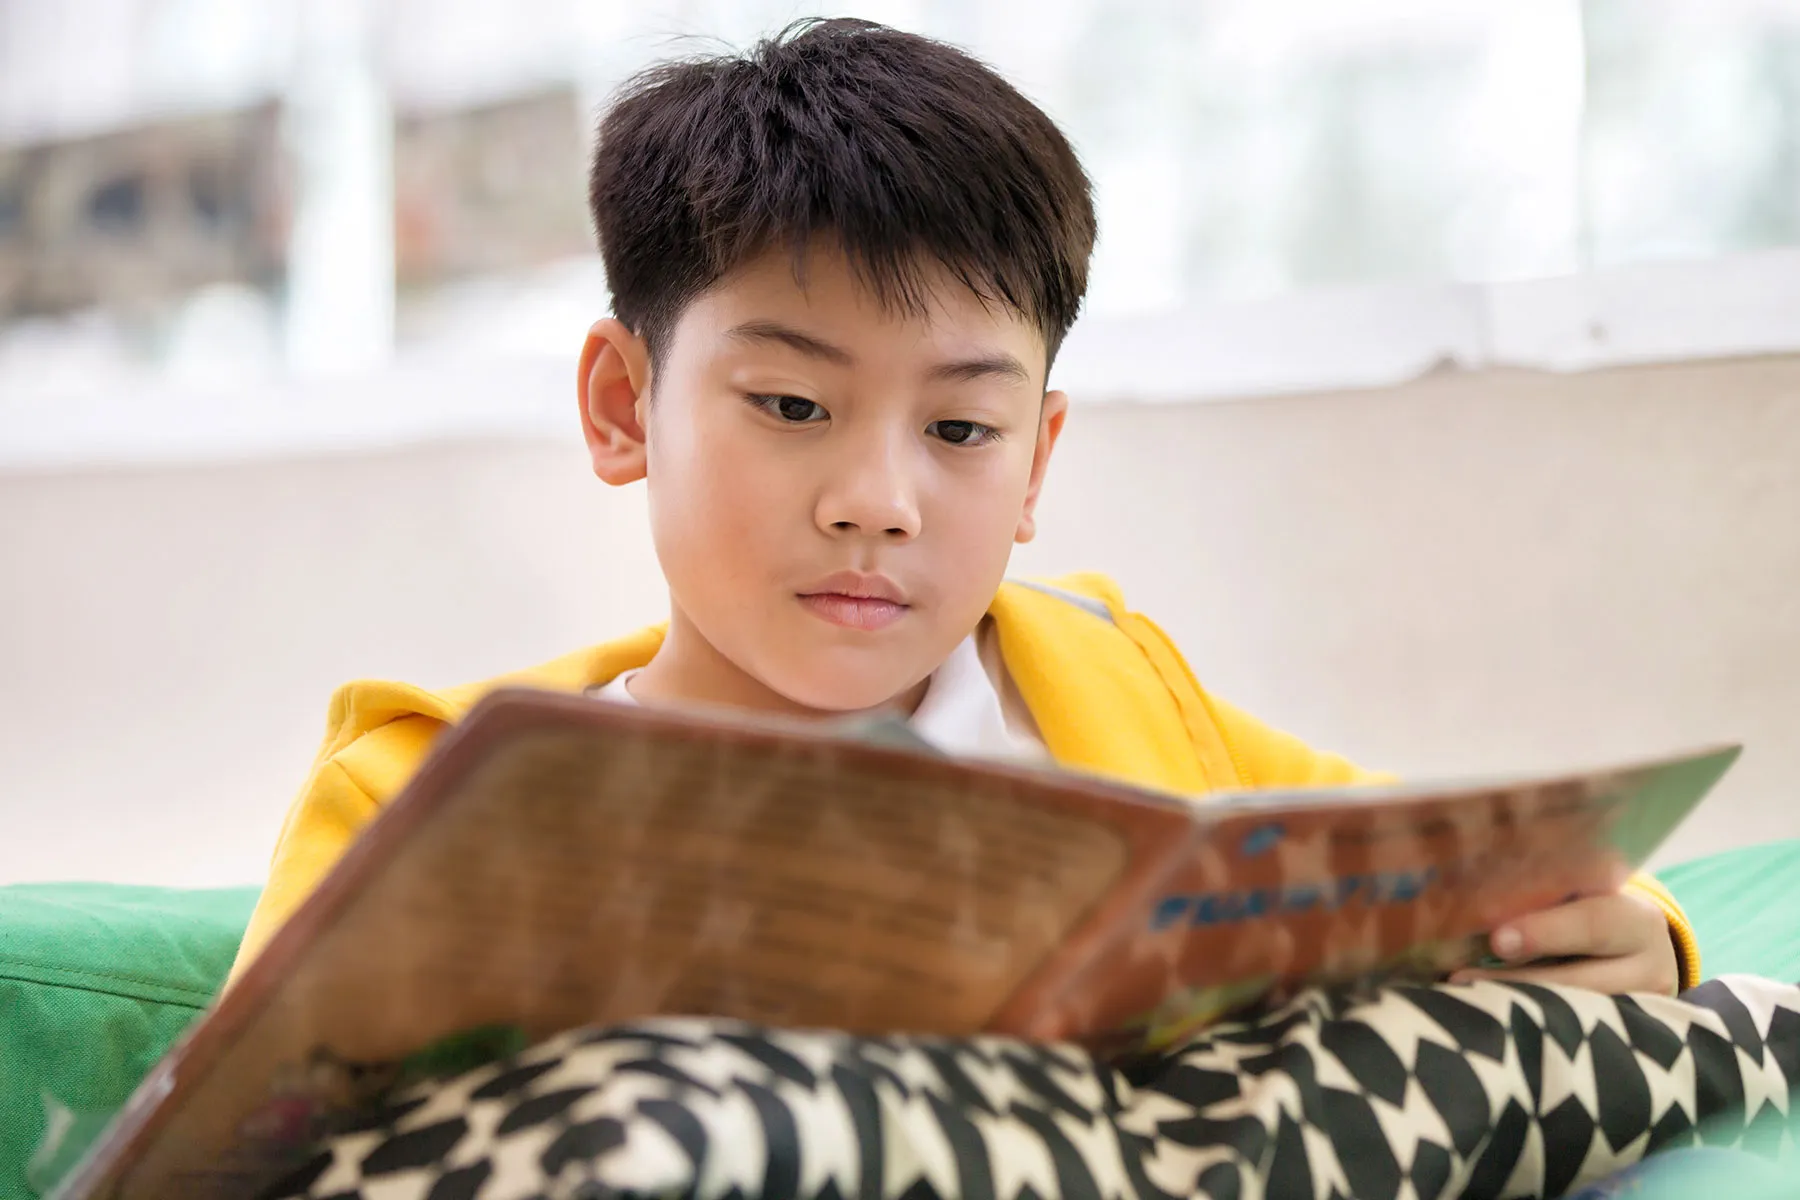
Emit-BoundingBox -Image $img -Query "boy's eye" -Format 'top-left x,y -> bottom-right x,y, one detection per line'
748,394 -> 827,424
928,419 -> 998,446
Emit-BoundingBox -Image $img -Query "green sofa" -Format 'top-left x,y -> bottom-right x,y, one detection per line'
3,842 -> 1798,1200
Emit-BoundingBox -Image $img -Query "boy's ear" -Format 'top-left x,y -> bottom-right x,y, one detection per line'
578,318 -> 653,485
1015,389 -> 1068,545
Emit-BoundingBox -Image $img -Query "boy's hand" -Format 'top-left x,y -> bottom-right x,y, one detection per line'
1452,890 -> 1681,996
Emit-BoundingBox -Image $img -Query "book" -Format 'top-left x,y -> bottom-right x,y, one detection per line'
53,688 -> 1740,1200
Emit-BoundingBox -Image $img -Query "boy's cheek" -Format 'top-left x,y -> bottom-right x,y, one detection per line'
652,445 -> 787,542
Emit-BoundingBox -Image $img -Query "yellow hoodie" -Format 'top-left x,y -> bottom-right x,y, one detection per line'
231,573 -> 1700,989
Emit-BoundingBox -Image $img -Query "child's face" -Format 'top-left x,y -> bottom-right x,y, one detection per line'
585,246 -> 1065,714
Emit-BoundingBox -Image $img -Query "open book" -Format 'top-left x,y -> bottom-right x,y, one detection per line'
54,689 -> 1739,1200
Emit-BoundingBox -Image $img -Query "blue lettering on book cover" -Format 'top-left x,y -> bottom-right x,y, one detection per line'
1150,866 -> 1442,932
1239,822 -> 1285,858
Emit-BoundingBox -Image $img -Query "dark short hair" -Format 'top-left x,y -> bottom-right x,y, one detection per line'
588,18 -> 1096,369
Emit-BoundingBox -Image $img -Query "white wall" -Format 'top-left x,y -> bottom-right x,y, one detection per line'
3,352 -> 1797,886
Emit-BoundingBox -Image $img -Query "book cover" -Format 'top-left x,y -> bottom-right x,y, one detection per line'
50,689 -> 1739,1200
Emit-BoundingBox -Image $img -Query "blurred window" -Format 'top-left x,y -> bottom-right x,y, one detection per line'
1,0 -> 1798,451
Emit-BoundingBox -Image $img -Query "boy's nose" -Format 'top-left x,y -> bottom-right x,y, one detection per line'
816,438 -> 922,541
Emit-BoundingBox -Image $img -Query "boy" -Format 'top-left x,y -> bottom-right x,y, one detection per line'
231,18 -> 1694,998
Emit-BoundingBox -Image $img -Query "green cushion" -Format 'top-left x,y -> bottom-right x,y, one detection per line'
1661,839 -> 1800,983
0,884 -> 259,1200
0,840 -> 1795,1198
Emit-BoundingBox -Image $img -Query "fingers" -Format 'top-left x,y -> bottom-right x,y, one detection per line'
1453,891 -> 1681,996
1489,892 -> 1665,964
1454,950 -> 1679,997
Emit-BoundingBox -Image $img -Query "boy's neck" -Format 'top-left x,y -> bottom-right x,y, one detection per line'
628,604 -> 931,722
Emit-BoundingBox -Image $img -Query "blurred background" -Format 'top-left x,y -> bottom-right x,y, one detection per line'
1,0 -> 1797,885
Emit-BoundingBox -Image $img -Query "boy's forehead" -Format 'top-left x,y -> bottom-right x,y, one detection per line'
682,245 -> 1048,370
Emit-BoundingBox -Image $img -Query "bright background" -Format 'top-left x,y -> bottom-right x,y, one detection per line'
2,0 -> 1798,885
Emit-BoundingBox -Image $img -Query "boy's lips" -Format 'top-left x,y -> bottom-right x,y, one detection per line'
797,572 -> 910,631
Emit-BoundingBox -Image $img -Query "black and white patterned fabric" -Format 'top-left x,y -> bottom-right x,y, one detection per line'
264,975 -> 1800,1200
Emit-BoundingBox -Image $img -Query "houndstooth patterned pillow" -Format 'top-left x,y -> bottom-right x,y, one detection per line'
263,976 -> 1800,1200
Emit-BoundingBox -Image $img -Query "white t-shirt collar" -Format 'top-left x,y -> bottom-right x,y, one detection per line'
590,630 -> 1047,765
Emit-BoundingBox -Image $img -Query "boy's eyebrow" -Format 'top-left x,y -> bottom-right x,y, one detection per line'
925,353 -> 1031,386
727,319 -> 1030,385
726,320 -> 855,365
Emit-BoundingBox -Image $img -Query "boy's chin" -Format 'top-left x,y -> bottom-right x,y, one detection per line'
758,662 -> 931,719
